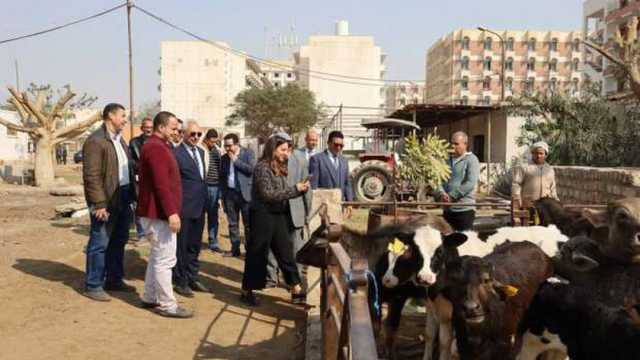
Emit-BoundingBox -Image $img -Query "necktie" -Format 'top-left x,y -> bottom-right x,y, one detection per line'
191,147 -> 202,179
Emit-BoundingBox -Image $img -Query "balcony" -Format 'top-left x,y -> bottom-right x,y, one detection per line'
605,1 -> 640,23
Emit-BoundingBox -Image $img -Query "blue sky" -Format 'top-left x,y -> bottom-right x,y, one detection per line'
0,0 -> 582,108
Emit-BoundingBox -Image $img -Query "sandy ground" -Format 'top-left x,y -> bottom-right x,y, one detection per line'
0,167 -> 307,360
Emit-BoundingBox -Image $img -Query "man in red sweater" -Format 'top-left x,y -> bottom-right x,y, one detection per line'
136,111 -> 192,318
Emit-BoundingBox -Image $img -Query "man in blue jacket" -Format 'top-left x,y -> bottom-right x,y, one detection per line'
172,120 -> 209,297
220,133 -> 255,257
434,131 -> 480,231
309,130 -> 354,202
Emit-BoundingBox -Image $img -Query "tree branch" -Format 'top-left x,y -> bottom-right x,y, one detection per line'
53,111 -> 101,140
583,40 -> 625,68
7,98 -> 30,125
8,87 -> 48,128
50,90 -> 75,122
0,115 -> 34,135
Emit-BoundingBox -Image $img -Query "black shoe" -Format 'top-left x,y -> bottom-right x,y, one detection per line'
83,289 -> 111,302
209,247 -> 224,254
291,292 -> 307,305
222,251 -> 241,258
189,281 -> 209,293
174,285 -> 194,298
154,306 -> 194,319
140,300 -> 160,309
104,281 -> 136,292
240,290 -> 260,306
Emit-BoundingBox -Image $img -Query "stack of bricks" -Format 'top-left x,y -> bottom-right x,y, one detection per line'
554,166 -> 640,204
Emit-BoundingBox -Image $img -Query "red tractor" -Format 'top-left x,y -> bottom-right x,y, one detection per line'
351,118 -> 421,203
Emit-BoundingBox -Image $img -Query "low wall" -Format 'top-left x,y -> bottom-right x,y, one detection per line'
554,166 -> 640,204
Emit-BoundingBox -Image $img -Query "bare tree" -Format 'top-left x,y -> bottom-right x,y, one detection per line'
0,86 -> 101,187
584,16 -> 640,100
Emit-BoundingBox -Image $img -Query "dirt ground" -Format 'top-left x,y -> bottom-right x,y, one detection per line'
0,166 -> 307,360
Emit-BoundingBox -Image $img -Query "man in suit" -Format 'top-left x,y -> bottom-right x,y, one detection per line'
172,120 -> 209,297
170,118 -> 184,148
129,117 -> 153,243
310,130 -> 354,204
301,128 -> 319,161
82,103 -> 136,302
220,133 -> 255,257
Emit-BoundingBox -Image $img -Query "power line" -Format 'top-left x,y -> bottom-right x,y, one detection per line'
133,5 -> 424,86
0,3 -> 127,45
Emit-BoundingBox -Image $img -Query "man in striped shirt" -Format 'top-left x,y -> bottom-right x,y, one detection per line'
202,129 -> 223,252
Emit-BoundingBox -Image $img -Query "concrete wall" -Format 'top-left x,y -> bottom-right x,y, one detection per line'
554,166 -> 640,204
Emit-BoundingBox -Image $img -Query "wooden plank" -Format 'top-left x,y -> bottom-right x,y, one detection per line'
330,272 -> 346,306
329,243 -> 352,275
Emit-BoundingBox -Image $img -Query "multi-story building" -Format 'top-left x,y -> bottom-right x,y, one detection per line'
258,59 -> 298,88
160,41 -> 251,137
384,81 -> 425,115
426,29 -> 582,105
583,0 -> 640,95
294,21 -> 386,150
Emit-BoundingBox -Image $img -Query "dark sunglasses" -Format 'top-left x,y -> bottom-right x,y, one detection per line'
178,129 -> 184,134
190,132 -> 203,137
332,143 -> 344,148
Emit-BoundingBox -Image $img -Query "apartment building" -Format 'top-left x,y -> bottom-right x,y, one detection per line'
295,21 -> 386,149
384,81 -> 425,115
426,29 -> 582,105
583,0 -> 640,95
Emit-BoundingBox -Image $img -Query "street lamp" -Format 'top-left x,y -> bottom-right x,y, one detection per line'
477,26 -> 505,102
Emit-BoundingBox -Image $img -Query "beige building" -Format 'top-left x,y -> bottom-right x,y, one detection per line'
384,81 -> 425,115
160,41 -> 249,137
294,21 -> 386,149
426,29 -> 582,105
258,59 -> 298,88
583,0 -> 640,95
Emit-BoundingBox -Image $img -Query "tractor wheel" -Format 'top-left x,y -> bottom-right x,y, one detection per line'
352,160 -> 394,203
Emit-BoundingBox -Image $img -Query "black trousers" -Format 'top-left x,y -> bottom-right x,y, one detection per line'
443,209 -> 476,232
173,214 -> 205,287
242,208 -> 301,290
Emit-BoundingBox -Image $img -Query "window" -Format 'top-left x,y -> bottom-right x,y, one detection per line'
484,57 -> 492,71
528,38 -> 536,51
572,58 -> 580,71
400,99 -> 406,106
287,73 -> 293,78
506,77 -> 513,92
506,37 -> 515,51
549,59 -> 558,72
505,57 -> 514,71
461,76 -> 469,90
274,72 -> 280,78
572,78 -> 580,94
484,37 -> 493,50
527,58 -> 536,71
461,56 -> 470,70
573,39 -> 581,51
549,78 -> 558,92
274,82 -> 280,88
621,0 -> 629,7
462,36 -> 470,50
473,135 -> 485,162
526,77 -> 535,93
550,38 -> 558,51
484,96 -> 492,105
483,76 -> 491,90
461,96 -> 469,105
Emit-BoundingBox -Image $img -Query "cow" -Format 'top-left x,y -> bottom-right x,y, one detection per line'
435,241 -> 554,360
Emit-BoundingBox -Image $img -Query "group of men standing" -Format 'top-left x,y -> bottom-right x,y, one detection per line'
80,103 -> 354,318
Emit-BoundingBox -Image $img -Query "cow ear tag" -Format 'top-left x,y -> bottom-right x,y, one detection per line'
388,238 -> 406,255
503,285 -> 519,297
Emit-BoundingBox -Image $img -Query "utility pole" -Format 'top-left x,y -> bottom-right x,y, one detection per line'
127,0 -> 135,137
14,59 -> 20,92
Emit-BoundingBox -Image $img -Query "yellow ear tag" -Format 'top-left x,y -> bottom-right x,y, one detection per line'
388,238 -> 406,255
504,285 -> 519,297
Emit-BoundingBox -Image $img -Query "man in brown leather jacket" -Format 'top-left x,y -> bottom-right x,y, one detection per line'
82,103 -> 136,302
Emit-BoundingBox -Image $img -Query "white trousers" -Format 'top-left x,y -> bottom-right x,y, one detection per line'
140,217 -> 178,312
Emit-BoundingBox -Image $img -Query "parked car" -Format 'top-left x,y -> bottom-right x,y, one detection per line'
73,150 -> 83,164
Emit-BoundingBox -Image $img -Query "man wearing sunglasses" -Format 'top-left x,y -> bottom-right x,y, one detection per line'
309,130 -> 354,206
172,120 -> 209,297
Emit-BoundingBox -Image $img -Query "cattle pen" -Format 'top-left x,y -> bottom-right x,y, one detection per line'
306,199 -> 607,360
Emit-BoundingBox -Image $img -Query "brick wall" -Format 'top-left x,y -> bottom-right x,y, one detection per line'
554,166 -> 640,204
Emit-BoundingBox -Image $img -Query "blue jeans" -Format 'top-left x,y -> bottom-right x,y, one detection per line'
223,190 -> 250,255
85,185 -> 133,290
134,214 -> 145,239
206,185 -> 221,249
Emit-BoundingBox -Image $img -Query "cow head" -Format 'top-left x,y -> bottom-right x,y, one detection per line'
554,235 -> 603,278
380,226 -> 467,287
439,256 -> 519,327
583,198 -> 640,264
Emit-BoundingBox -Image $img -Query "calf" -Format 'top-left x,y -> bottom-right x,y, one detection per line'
582,197 -> 640,264
521,280 -> 640,360
436,241 -> 553,360
534,197 -> 596,237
